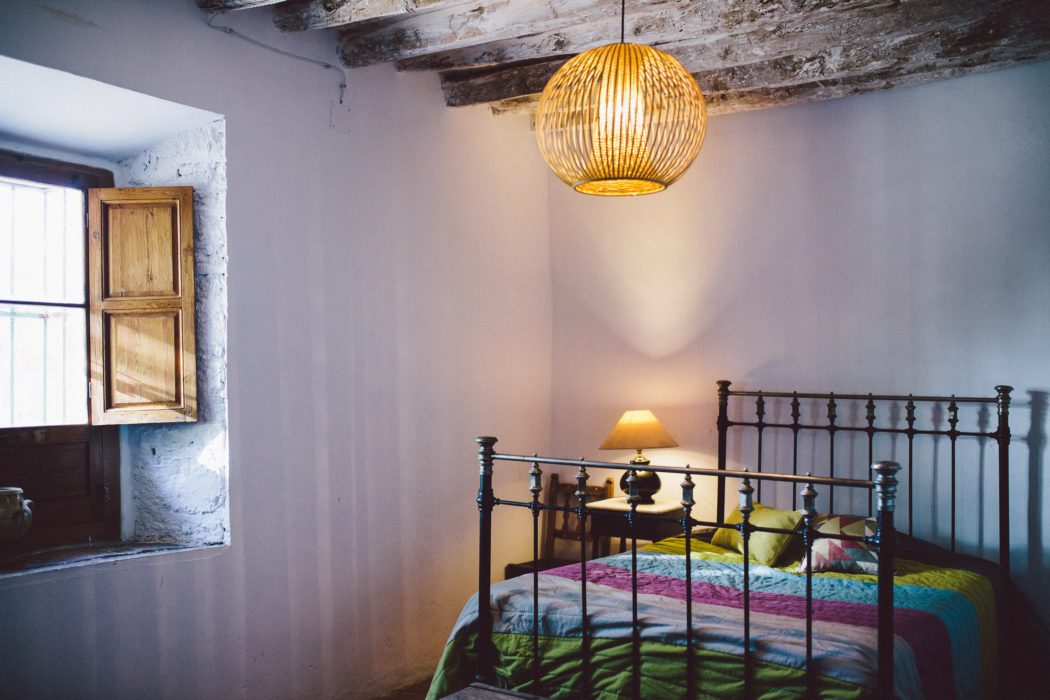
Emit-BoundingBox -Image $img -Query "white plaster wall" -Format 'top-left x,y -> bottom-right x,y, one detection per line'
0,1 -> 551,698
548,60 -> 1050,625
117,120 -> 230,544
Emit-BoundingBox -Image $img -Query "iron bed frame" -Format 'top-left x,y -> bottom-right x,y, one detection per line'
473,381 -> 1012,699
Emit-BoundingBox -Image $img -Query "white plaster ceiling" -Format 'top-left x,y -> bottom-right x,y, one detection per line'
0,55 -> 222,161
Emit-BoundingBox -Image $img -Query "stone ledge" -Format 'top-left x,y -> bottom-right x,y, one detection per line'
0,542 -> 200,578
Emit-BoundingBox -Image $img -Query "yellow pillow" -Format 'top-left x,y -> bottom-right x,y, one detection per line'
711,503 -> 802,566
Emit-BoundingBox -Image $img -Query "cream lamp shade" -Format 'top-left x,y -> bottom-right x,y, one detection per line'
600,409 -> 678,459
535,42 -> 707,196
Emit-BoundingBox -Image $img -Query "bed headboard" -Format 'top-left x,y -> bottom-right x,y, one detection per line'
715,380 -> 1013,571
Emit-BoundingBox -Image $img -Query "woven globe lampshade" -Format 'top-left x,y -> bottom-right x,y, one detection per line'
535,42 -> 707,196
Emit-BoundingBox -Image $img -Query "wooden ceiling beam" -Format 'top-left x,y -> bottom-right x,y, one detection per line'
487,50 -> 1049,120
196,0 -> 284,11
442,12 -> 1050,113
274,0 -> 472,33
339,0 -> 636,68
398,0 -> 1039,73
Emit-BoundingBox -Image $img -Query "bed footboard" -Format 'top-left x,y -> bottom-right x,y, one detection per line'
475,439 -> 900,699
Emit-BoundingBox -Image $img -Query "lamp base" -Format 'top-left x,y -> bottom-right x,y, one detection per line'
619,469 -> 661,504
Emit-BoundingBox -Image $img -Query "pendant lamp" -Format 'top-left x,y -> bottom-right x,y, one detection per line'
535,1 -> 707,196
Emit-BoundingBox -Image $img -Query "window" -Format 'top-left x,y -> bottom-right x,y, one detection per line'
1,176 -> 89,428
0,149 -> 198,550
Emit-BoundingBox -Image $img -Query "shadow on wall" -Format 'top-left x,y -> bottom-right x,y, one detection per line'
1025,390 -> 1047,596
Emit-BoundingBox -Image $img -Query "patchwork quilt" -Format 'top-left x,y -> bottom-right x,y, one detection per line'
427,535 -> 999,699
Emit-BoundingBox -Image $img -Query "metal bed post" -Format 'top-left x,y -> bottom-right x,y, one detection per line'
475,436 -> 497,684
716,380 -> 731,522
680,474 -> 696,698
866,396 -> 876,517
827,394 -> 837,514
755,396 -> 765,503
800,480 -> 818,699
528,458 -> 543,694
995,385 -> 1012,574
738,475 -> 754,698
627,470 -> 641,700
872,460 -> 900,700
575,464 -> 592,698
790,393 -> 801,510
948,399 -> 959,552
906,398 -> 915,537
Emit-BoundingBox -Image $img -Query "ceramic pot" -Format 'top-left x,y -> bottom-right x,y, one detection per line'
0,487 -> 33,549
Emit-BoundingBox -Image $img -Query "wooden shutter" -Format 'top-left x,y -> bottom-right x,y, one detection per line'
88,187 -> 197,424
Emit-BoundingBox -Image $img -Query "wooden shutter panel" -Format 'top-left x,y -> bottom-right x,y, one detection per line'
88,187 -> 197,424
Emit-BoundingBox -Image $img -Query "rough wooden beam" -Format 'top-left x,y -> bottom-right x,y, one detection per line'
437,0 -> 1049,111
443,12 -> 1050,112
396,0 -> 1033,73
340,0 -> 631,68
274,0 -> 471,32
196,0 -> 284,11
488,52 -> 1049,120
346,0 -> 915,70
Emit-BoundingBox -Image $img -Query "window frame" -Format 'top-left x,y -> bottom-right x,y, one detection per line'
0,148 -> 120,548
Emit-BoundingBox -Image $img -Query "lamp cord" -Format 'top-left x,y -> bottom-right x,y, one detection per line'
205,12 -> 347,104
613,0 -> 621,43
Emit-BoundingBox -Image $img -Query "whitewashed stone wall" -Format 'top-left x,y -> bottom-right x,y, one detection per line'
117,121 -> 229,545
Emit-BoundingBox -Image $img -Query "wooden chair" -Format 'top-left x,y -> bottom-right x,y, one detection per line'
503,474 -> 614,580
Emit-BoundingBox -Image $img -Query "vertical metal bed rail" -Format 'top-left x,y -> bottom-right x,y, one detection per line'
739,475 -> 754,698
575,464 -> 592,698
716,380 -> 731,522
800,480 -> 818,698
948,399 -> 959,552
872,461 -> 901,700
827,394 -> 837,514
906,397 -> 915,537
475,436 -> 497,684
791,392 -> 801,510
866,396 -> 876,517
680,475 -> 696,698
755,396 -> 765,503
528,458 -> 543,694
996,385 -> 1012,573
627,471 -> 641,699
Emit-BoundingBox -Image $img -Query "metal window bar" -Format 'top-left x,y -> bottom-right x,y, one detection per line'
476,438 -> 900,699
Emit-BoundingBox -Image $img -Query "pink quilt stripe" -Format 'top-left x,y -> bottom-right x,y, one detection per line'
549,562 -> 955,699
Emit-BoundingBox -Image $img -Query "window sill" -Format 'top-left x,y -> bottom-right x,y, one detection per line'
0,541 -> 214,579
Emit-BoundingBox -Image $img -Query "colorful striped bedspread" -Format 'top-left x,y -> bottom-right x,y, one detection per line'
427,536 -> 1000,699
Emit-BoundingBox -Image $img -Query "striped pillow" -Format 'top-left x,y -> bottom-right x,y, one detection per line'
799,514 -> 879,574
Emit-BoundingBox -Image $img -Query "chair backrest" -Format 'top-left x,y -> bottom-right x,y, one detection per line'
541,473 -> 614,561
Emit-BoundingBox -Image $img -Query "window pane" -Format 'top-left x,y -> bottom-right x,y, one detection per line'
0,177 -> 85,304
0,303 -> 88,427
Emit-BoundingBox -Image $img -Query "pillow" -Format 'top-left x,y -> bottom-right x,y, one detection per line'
798,514 -> 878,574
712,503 -> 802,567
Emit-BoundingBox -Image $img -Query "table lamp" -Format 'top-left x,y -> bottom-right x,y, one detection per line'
599,409 -> 678,504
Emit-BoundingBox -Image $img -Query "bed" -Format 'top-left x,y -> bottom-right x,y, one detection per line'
427,381 -> 1014,699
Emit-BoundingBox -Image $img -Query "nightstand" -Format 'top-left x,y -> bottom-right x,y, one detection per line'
588,497 -> 685,557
